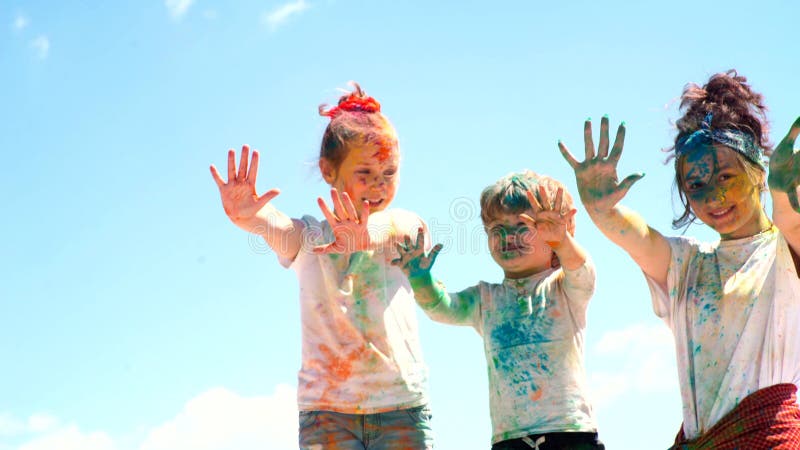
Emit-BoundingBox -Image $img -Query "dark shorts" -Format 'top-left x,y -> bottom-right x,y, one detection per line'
492,431 -> 605,450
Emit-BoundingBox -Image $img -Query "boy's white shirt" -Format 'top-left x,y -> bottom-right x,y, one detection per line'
280,209 -> 429,413
423,260 -> 598,444
646,227 -> 800,439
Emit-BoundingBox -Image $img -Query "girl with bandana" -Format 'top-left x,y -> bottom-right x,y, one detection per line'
559,70 -> 800,449
210,83 -> 434,449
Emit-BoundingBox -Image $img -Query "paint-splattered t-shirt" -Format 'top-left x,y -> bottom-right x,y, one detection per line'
421,261 -> 598,444
281,210 -> 429,414
646,227 -> 800,440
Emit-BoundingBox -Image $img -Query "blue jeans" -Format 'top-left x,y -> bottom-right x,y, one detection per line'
298,404 -> 434,449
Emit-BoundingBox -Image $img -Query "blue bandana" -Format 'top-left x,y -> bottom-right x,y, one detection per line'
675,113 -> 765,168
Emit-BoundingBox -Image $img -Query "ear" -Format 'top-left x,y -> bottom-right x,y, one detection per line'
319,158 -> 337,184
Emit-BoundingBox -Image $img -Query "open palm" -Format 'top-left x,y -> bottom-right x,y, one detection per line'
559,117 -> 643,215
768,116 -> 800,212
391,228 -> 443,279
210,145 -> 280,224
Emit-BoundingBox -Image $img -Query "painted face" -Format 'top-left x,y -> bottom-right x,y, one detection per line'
323,142 -> 400,214
680,144 -> 769,240
486,211 -> 554,279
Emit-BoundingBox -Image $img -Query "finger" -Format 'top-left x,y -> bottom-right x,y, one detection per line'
775,116 -> 800,156
227,149 -> 236,181
787,116 -> 800,142
341,191 -> 359,222
404,233 -> 413,249
247,150 -> 261,184
584,119 -> 596,160
414,226 -> 425,250
317,197 -> 338,224
255,188 -> 281,210
238,145 -> 250,181
616,173 -> 645,198
553,187 -> 564,213
331,188 -> 348,221
526,189 -> 543,211
598,115 -> 610,158
358,200 -> 370,225
558,141 -> 581,169
565,208 -> 577,219
608,122 -> 627,163
519,213 -> 536,226
210,165 -> 225,188
538,185 -> 551,210
312,242 -> 343,254
425,243 -> 444,269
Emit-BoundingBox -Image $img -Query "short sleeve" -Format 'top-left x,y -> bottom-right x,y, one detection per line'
644,235 -> 697,322
278,215 -> 324,269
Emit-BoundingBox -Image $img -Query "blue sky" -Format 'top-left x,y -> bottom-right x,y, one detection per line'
1,1 -> 798,449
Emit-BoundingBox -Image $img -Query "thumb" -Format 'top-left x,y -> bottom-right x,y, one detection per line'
616,173 -> 644,198
255,188 -> 281,209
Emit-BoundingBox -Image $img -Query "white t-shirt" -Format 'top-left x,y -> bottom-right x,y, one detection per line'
422,261 -> 598,444
281,210 -> 429,414
646,227 -> 800,439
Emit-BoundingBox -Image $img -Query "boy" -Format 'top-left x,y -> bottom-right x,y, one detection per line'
393,171 -> 603,450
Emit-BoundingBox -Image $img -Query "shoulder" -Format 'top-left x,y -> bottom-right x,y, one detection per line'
371,208 -> 426,235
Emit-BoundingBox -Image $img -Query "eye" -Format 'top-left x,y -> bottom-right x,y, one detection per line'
383,168 -> 397,177
488,225 -> 506,238
686,180 -> 705,191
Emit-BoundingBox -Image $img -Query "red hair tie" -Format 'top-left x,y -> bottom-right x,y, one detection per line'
320,93 -> 381,119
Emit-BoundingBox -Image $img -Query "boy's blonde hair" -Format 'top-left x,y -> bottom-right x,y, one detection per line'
480,170 -> 576,236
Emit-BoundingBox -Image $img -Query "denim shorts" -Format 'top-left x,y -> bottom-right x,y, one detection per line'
298,404 -> 434,449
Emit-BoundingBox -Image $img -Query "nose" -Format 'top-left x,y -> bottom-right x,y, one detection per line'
705,184 -> 726,205
371,174 -> 386,188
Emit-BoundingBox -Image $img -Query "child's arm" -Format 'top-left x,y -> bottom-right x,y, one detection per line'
210,145 -> 304,262
560,117 -> 672,290
392,230 -> 478,325
520,185 -> 586,270
768,117 -> 800,259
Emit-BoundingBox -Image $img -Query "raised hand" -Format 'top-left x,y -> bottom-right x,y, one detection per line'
768,116 -> 800,212
391,227 -> 443,279
519,186 -> 577,248
210,145 -> 280,225
559,116 -> 643,216
314,188 -> 371,254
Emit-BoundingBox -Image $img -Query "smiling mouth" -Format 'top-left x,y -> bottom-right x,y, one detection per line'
708,206 -> 734,219
364,199 -> 384,208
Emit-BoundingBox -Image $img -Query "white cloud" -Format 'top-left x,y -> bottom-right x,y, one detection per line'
0,412 -> 59,437
165,0 -> 194,20
13,14 -> 29,31
17,426 -> 117,450
0,413 -> 25,436
26,414 -> 60,434
5,384 -> 298,450
139,384 -> 297,450
262,0 -> 310,31
588,323 -> 678,407
29,35 -> 49,59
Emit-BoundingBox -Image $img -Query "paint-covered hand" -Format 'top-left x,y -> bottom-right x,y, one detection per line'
210,145 -> 280,225
559,117 -> 644,216
768,116 -> 800,212
391,227 -> 443,280
314,188 -> 371,253
519,185 -> 577,247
